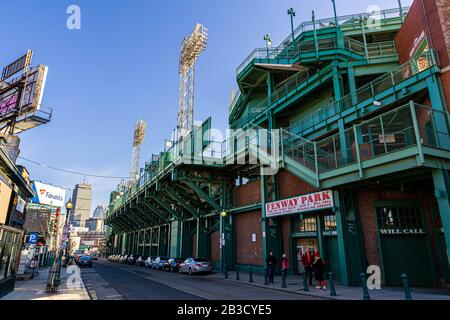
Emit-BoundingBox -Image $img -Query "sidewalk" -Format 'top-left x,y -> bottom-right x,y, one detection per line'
2,266 -> 91,300
208,270 -> 450,300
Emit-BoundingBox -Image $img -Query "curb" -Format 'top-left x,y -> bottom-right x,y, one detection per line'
81,277 -> 96,300
211,276 -> 339,300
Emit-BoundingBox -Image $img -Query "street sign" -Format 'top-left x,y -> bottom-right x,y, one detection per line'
28,232 -> 39,244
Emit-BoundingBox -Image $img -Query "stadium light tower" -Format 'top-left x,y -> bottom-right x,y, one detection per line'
176,23 -> 208,141
129,120 -> 147,184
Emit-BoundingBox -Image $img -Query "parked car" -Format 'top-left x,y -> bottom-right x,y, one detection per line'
90,253 -> 99,260
145,256 -> 155,268
120,255 -> 129,263
152,256 -> 169,270
135,256 -> 146,266
179,258 -> 212,275
76,255 -> 93,268
164,258 -> 184,272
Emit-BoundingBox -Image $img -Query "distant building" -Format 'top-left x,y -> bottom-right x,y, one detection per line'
78,231 -> 105,250
85,217 -> 104,232
70,183 -> 92,228
93,204 -> 105,219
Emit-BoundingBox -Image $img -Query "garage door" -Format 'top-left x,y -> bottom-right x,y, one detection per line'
377,206 -> 435,286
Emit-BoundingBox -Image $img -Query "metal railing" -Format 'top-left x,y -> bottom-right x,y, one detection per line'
233,63 -> 340,128
290,49 -> 439,135
109,102 -> 450,215
285,103 -> 450,178
236,36 -> 366,76
229,89 -> 241,113
236,6 -> 409,76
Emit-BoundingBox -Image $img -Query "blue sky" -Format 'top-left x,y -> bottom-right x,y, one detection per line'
0,0 -> 412,214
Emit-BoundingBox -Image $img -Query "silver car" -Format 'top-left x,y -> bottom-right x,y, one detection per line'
179,258 -> 212,275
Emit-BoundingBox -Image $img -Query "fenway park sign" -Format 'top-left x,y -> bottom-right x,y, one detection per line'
266,191 -> 334,217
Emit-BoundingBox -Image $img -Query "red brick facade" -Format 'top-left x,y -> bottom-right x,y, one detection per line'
235,210 -> 263,266
210,230 -> 220,263
395,0 -> 450,110
278,169 -> 317,199
235,180 -> 261,207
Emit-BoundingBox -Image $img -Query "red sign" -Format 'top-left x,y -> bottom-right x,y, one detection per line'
265,190 -> 334,218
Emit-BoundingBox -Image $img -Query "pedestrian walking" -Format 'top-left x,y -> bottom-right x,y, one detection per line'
312,252 -> 326,290
266,251 -> 277,283
302,247 -> 315,286
281,253 -> 288,280
29,258 -> 38,279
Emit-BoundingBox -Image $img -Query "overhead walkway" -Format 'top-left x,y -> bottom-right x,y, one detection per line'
290,49 -> 440,139
236,6 -> 409,85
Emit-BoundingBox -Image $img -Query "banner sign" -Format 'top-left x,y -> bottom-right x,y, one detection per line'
1,50 -> 33,80
266,190 -> 334,218
0,64 -> 48,119
16,196 -> 26,213
32,181 -> 66,208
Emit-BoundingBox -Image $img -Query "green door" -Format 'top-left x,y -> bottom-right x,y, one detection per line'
324,236 -> 341,281
380,235 -> 433,286
376,204 -> 436,287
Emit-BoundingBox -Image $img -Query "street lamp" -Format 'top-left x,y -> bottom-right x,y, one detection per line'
45,199 -> 73,293
287,8 -> 296,47
63,199 -> 73,265
220,210 -> 228,274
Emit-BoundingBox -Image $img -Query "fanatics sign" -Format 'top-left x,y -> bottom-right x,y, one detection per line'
265,190 -> 334,217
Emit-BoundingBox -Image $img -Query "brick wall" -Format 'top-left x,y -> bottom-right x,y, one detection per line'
436,0 -> 450,61
235,210 -> 263,266
210,230 -> 220,262
235,180 -> 261,207
278,169 -> 317,199
396,0 -> 450,109
280,216 -> 291,264
396,0 -> 449,67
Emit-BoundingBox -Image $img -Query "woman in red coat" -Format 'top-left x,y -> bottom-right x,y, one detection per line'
281,253 -> 289,280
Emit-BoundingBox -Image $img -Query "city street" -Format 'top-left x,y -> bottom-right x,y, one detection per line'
80,259 -> 324,300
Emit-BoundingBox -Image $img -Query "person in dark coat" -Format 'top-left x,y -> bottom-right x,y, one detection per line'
266,251 -> 277,283
302,247 -> 315,286
312,252 -> 326,290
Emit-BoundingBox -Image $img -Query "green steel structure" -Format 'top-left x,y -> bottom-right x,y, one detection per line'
106,4 -> 450,287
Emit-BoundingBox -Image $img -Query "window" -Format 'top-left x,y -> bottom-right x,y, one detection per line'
376,207 -> 422,229
298,216 -> 317,233
324,215 -> 337,231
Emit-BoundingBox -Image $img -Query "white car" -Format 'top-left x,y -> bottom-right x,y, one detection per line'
144,257 -> 154,268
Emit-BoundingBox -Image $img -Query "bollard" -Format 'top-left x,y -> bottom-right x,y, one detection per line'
249,265 -> 254,283
328,272 -> 337,296
360,272 -> 371,300
401,273 -> 413,300
236,264 -> 240,281
281,270 -> 287,288
302,272 -> 309,292
224,264 -> 228,279
264,268 -> 269,286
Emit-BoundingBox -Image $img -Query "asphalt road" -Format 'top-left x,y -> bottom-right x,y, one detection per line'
81,260 -> 202,300
81,259 -> 324,300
